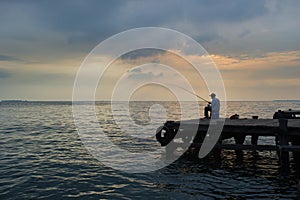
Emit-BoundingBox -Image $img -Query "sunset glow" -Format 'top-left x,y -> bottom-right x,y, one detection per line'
0,1 -> 299,101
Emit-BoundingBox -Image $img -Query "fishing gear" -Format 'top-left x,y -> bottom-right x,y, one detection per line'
171,85 -> 211,104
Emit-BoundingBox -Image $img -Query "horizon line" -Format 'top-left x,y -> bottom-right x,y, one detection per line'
1,99 -> 300,102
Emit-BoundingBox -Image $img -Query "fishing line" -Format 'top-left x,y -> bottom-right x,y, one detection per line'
170,84 -> 211,103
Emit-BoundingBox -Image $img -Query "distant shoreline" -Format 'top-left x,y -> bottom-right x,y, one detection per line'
1,100 -> 300,103
1,100 -> 28,102
272,100 -> 300,102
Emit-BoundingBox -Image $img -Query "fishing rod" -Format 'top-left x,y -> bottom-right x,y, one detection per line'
171,84 -> 211,104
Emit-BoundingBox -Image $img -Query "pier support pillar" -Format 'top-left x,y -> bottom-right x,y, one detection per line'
278,118 -> 290,173
234,134 -> 246,162
251,134 -> 259,145
213,140 -> 222,165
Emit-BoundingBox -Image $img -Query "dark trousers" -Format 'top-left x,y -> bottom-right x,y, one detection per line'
204,105 -> 211,118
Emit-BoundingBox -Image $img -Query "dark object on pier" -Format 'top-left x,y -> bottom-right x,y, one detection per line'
230,114 -> 239,119
156,122 -> 177,146
273,109 -> 300,119
252,115 -> 259,119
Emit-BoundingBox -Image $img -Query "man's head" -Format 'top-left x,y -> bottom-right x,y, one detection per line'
209,93 -> 216,99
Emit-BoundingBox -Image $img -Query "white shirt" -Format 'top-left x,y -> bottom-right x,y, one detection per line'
211,97 -> 220,119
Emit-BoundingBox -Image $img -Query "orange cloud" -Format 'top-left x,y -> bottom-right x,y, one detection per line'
210,50 -> 300,100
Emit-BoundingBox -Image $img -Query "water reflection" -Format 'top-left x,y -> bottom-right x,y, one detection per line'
0,101 -> 299,199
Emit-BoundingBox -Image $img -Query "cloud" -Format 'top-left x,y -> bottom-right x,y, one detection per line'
0,69 -> 11,78
214,50 -> 300,70
0,1 -> 271,45
238,29 -> 251,38
0,1 -> 300,100
0,0 -> 299,61
0,55 -> 18,61
130,68 -> 142,73
120,48 -> 166,60
128,71 -> 163,80
210,50 -> 300,100
127,68 -> 163,80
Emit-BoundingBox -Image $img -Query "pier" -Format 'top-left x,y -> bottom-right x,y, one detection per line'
156,110 -> 300,171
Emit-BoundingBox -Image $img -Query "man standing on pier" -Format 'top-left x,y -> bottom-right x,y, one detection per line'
210,93 -> 220,119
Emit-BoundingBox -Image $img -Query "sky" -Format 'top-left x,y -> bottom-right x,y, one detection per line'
0,0 -> 299,101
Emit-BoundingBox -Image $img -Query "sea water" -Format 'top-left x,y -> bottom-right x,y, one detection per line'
1,101 -> 300,199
